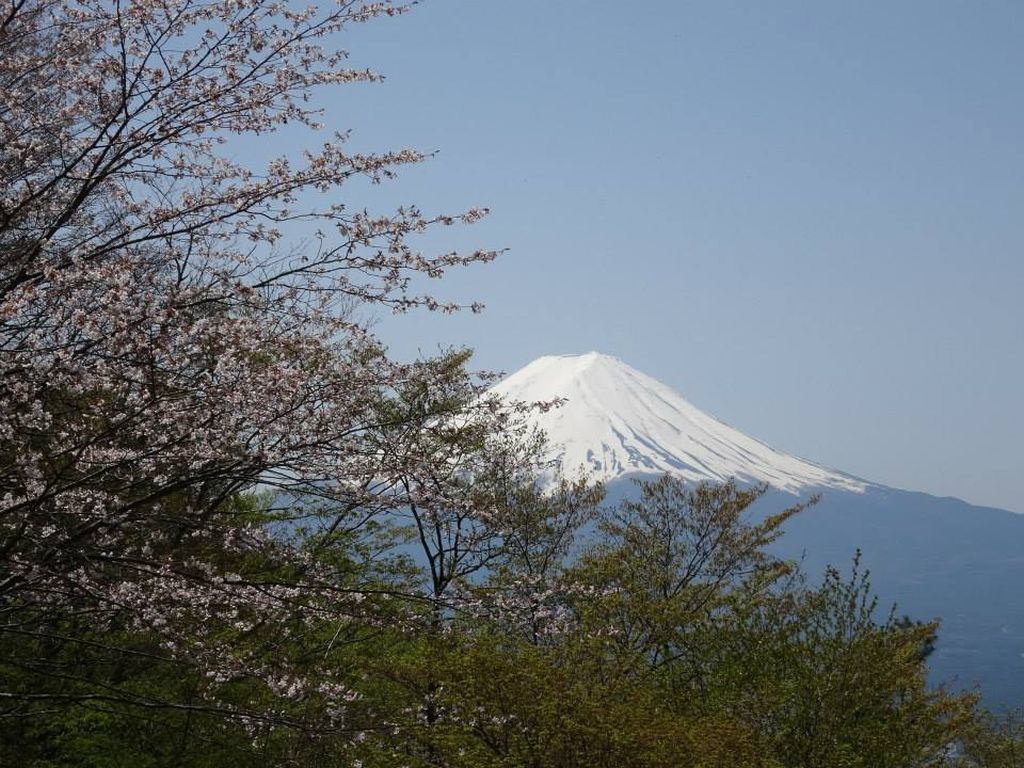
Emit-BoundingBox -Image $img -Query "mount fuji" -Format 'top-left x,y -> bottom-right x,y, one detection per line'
492,352 -> 1024,708
492,352 -> 866,494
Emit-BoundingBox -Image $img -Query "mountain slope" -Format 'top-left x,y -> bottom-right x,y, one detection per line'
492,352 -> 864,494
493,352 -> 1024,707
767,485 -> 1024,707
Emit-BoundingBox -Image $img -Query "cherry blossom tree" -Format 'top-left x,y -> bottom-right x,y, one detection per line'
0,0 -> 508,734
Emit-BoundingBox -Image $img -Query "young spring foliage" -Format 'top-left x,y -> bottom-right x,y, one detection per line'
0,0 -> 1004,763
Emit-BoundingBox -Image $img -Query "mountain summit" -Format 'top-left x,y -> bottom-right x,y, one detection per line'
492,352 -> 865,495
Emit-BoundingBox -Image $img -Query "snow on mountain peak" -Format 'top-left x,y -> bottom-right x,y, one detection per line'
491,353 -> 866,495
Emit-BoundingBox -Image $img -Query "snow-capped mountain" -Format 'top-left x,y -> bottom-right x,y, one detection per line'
492,352 -> 1024,707
492,352 -> 865,494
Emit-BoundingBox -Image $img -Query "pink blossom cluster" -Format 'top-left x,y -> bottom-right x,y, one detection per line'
0,0 -> 510,731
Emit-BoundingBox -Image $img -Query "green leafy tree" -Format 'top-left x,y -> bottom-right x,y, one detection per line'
572,477 -> 805,683
704,554 -> 975,767
959,709 -> 1024,768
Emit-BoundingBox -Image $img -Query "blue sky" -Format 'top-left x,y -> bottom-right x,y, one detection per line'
301,1 -> 1023,511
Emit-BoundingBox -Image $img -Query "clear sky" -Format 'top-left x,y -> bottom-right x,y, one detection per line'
305,1 -> 1024,511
